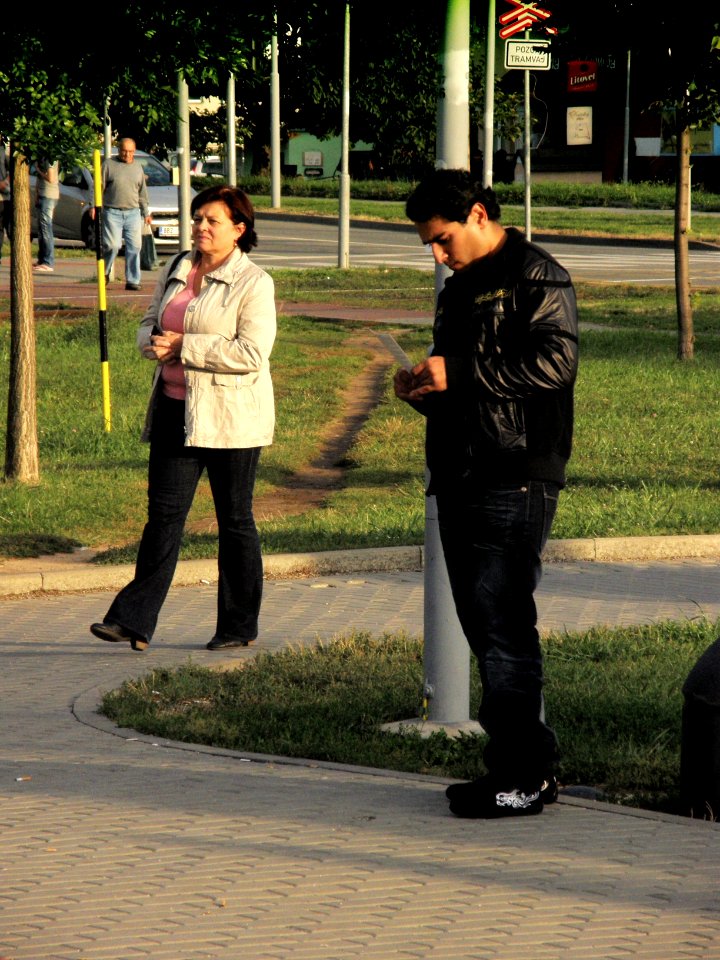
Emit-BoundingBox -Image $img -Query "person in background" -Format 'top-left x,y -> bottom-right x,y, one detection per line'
90,184 -> 276,653
0,139 -> 11,262
33,158 -> 60,272
91,137 -> 152,291
394,168 -> 579,819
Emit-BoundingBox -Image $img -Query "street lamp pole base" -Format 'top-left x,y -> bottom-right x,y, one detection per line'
381,718 -> 484,739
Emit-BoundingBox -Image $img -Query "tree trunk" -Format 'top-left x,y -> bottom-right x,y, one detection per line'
674,117 -> 694,361
4,149 -> 39,483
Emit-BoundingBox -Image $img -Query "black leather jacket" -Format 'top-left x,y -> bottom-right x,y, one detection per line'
423,227 -> 579,495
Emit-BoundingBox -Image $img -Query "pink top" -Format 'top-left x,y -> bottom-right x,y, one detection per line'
159,263 -> 199,400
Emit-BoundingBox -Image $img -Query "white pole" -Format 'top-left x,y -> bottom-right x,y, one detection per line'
227,73 -> 237,186
103,99 -> 112,160
176,73 -> 192,253
338,0 -> 351,269
482,0 -> 496,188
270,29 -> 281,208
622,49 -> 631,184
103,100 -> 113,279
425,0 -> 475,727
523,32 -> 532,240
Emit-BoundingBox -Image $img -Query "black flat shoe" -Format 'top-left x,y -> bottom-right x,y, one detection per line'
90,621 -> 149,652
206,636 -> 255,651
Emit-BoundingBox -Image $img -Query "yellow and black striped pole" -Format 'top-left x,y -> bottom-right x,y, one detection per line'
93,148 -> 111,431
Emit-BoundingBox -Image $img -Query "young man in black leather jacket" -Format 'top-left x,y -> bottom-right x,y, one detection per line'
394,168 -> 579,818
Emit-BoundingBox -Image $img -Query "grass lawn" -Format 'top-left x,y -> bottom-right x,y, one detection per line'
1,275 -> 720,559
4,253 -> 719,817
100,617 -> 720,816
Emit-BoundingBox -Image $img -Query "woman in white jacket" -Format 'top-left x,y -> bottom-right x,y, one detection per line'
91,185 -> 276,652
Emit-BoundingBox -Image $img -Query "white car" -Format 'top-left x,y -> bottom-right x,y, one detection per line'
193,155 -> 225,178
168,152 -> 225,178
31,150 -> 194,250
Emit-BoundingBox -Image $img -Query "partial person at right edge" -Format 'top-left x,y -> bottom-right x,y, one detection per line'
0,138 -> 11,262
90,184 -> 276,653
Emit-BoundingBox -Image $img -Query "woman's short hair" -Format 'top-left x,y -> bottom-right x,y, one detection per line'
190,185 -> 258,252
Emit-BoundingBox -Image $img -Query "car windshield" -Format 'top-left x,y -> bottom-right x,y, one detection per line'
58,154 -> 172,189
137,155 -> 172,187
61,166 -> 87,188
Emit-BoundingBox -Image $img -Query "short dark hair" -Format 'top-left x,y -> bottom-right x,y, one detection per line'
191,184 -> 258,252
406,168 -> 501,224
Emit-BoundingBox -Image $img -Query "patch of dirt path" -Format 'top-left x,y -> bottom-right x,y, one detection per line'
187,333 -> 401,532
0,334 -> 405,568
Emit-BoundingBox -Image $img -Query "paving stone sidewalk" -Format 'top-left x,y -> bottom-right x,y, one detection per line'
2,560 -> 720,960
4,241 -> 720,957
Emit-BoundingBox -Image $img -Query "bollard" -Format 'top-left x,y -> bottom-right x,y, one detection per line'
680,636 -> 720,820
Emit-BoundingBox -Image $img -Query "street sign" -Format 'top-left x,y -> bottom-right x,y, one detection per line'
499,0 -> 555,39
504,38 -> 551,70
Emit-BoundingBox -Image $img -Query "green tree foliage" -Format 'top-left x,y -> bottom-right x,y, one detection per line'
95,4 -> 270,158
268,1 -> 444,178
0,16 -> 101,167
270,0 -> 530,179
622,9 -> 720,360
0,6 -> 272,482
0,14 -> 105,481
0,6 -> 271,164
548,3 -> 720,360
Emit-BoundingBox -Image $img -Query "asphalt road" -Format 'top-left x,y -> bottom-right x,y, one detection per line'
49,212 -> 719,286
250,213 -> 720,287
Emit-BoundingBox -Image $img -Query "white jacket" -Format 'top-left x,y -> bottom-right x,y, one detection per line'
138,248 -> 276,448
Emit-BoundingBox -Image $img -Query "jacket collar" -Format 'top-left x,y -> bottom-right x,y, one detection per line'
203,246 -> 248,284
172,246 -> 248,285
445,226 -> 525,288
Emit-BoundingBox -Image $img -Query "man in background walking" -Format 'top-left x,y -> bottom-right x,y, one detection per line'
93,137 -> 152,291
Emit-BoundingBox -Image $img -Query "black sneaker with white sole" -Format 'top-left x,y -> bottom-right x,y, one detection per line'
445,774 -> 558,804
448,781 -> 545,819
445,775 -> 557,818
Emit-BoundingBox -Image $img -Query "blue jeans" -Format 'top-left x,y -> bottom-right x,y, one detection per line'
37,196 -> 57,267
436,481 -> 561,786
105,394 -> 264,645
102,206 -> 142,285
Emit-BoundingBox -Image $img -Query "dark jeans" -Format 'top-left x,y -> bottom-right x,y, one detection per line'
436,481 -> 561,786
106,393 -> 263,645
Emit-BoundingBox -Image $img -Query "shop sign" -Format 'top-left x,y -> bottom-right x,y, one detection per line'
567,106 -> 593,145
568,60 -> 598,93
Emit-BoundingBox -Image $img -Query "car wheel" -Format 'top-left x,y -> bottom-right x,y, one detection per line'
82,214 -> 96,251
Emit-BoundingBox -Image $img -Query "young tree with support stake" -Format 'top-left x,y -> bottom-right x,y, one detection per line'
0,8 -> 264,484
656,17 -> 720,361
553,2 -> 720,360
621,8 -> 720,360
0,31 -> 100,483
